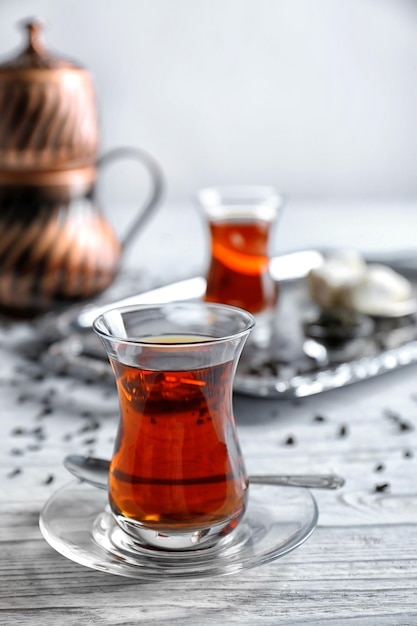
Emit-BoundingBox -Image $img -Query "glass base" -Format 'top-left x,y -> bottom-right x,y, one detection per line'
93,510 -> 238,559
39,480 -> 318,580
109,511 -> 240,551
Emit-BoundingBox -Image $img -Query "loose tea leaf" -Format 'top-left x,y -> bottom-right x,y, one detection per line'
10,448 -> 23,456
83,437 -> 96,446
7,467 -> 22,478
374,483 -> 390,493
11,427 -> 25,436
284,435 -> 296,446
338,425 -> 348,438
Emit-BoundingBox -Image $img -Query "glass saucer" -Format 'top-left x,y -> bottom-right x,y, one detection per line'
39,480 -> 318,580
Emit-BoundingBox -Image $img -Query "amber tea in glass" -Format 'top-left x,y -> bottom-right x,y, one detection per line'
93,302 -> 254,550
198,186 -> 283,322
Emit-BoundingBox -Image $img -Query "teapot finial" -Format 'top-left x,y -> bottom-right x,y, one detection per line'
20,17 -> 47,57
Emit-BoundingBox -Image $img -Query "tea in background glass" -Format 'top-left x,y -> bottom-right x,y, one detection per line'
197,186 -> 283,344
93,302 -> 254,550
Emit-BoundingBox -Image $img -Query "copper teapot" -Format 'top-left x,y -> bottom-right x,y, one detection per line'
0,19 -> 163,317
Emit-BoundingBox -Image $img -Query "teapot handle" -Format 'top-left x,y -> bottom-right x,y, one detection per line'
96,146 -> 164,250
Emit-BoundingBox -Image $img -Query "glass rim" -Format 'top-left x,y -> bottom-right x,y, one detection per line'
197,185 -> 282,200
92,301 -> 255,347
196,185 -> 284,221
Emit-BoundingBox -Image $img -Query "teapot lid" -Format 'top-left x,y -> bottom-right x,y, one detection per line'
0,17 -> 98,173
0,18 -> 81,71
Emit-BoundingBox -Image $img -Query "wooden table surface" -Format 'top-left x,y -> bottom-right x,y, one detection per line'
1,200 -> 417,625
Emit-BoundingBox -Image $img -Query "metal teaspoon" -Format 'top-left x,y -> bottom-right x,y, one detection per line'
64,454 -> 345,490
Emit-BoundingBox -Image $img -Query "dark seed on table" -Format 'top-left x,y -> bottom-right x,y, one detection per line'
43,474 -> 54,485
338,425 -> 348,438
374,482 -> 390,493
10,448 -> 23,456
313,415 -> 326,423
284,435 -> 296,446
404,449 -> 414,458
31,373 -> 45,381
374,463 -> 385,472
399,420 -> 414,432
7,467 -> 22,478
32,427 -> 46,440
78,422 -> 100,433
35,411 -> 48,421
83,437 -> 96,446
383,408 -> 401,422
11,427 -> 25,436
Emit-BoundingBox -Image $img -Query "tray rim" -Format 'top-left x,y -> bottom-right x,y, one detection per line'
42,247 -> 417,399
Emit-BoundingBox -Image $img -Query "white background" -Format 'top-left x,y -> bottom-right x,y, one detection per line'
1,0 -> 417,205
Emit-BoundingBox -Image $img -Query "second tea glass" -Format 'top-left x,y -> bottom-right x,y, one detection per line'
93,301 -> 254,551
197,186 -> 283,345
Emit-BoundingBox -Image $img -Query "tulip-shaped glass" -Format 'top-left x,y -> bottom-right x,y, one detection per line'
93,301 -> 254,550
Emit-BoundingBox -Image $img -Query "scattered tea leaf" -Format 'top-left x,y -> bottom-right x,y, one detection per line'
78,422 -> 100,433
39,406 -> 53,417
338,425 -> 348,438
11,427 -> 25,436
7,467 -> 22,478
383,408 -> 401,422
10,448 -> 23,456
284,435 -> 296,446
83,437 -> 96,446
32,426 -> 46,441
374,482 -> 390,493
31,372 -> 45,382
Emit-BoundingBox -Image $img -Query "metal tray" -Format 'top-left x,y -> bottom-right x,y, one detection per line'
42,249 -> 417,399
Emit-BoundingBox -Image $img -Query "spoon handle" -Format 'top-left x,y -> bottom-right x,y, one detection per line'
64,455 -> 345,491
249,474 -> 345,490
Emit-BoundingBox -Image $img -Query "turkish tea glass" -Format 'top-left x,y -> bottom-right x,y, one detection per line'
93,301 -> 254,551
197,186 -> 283,346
